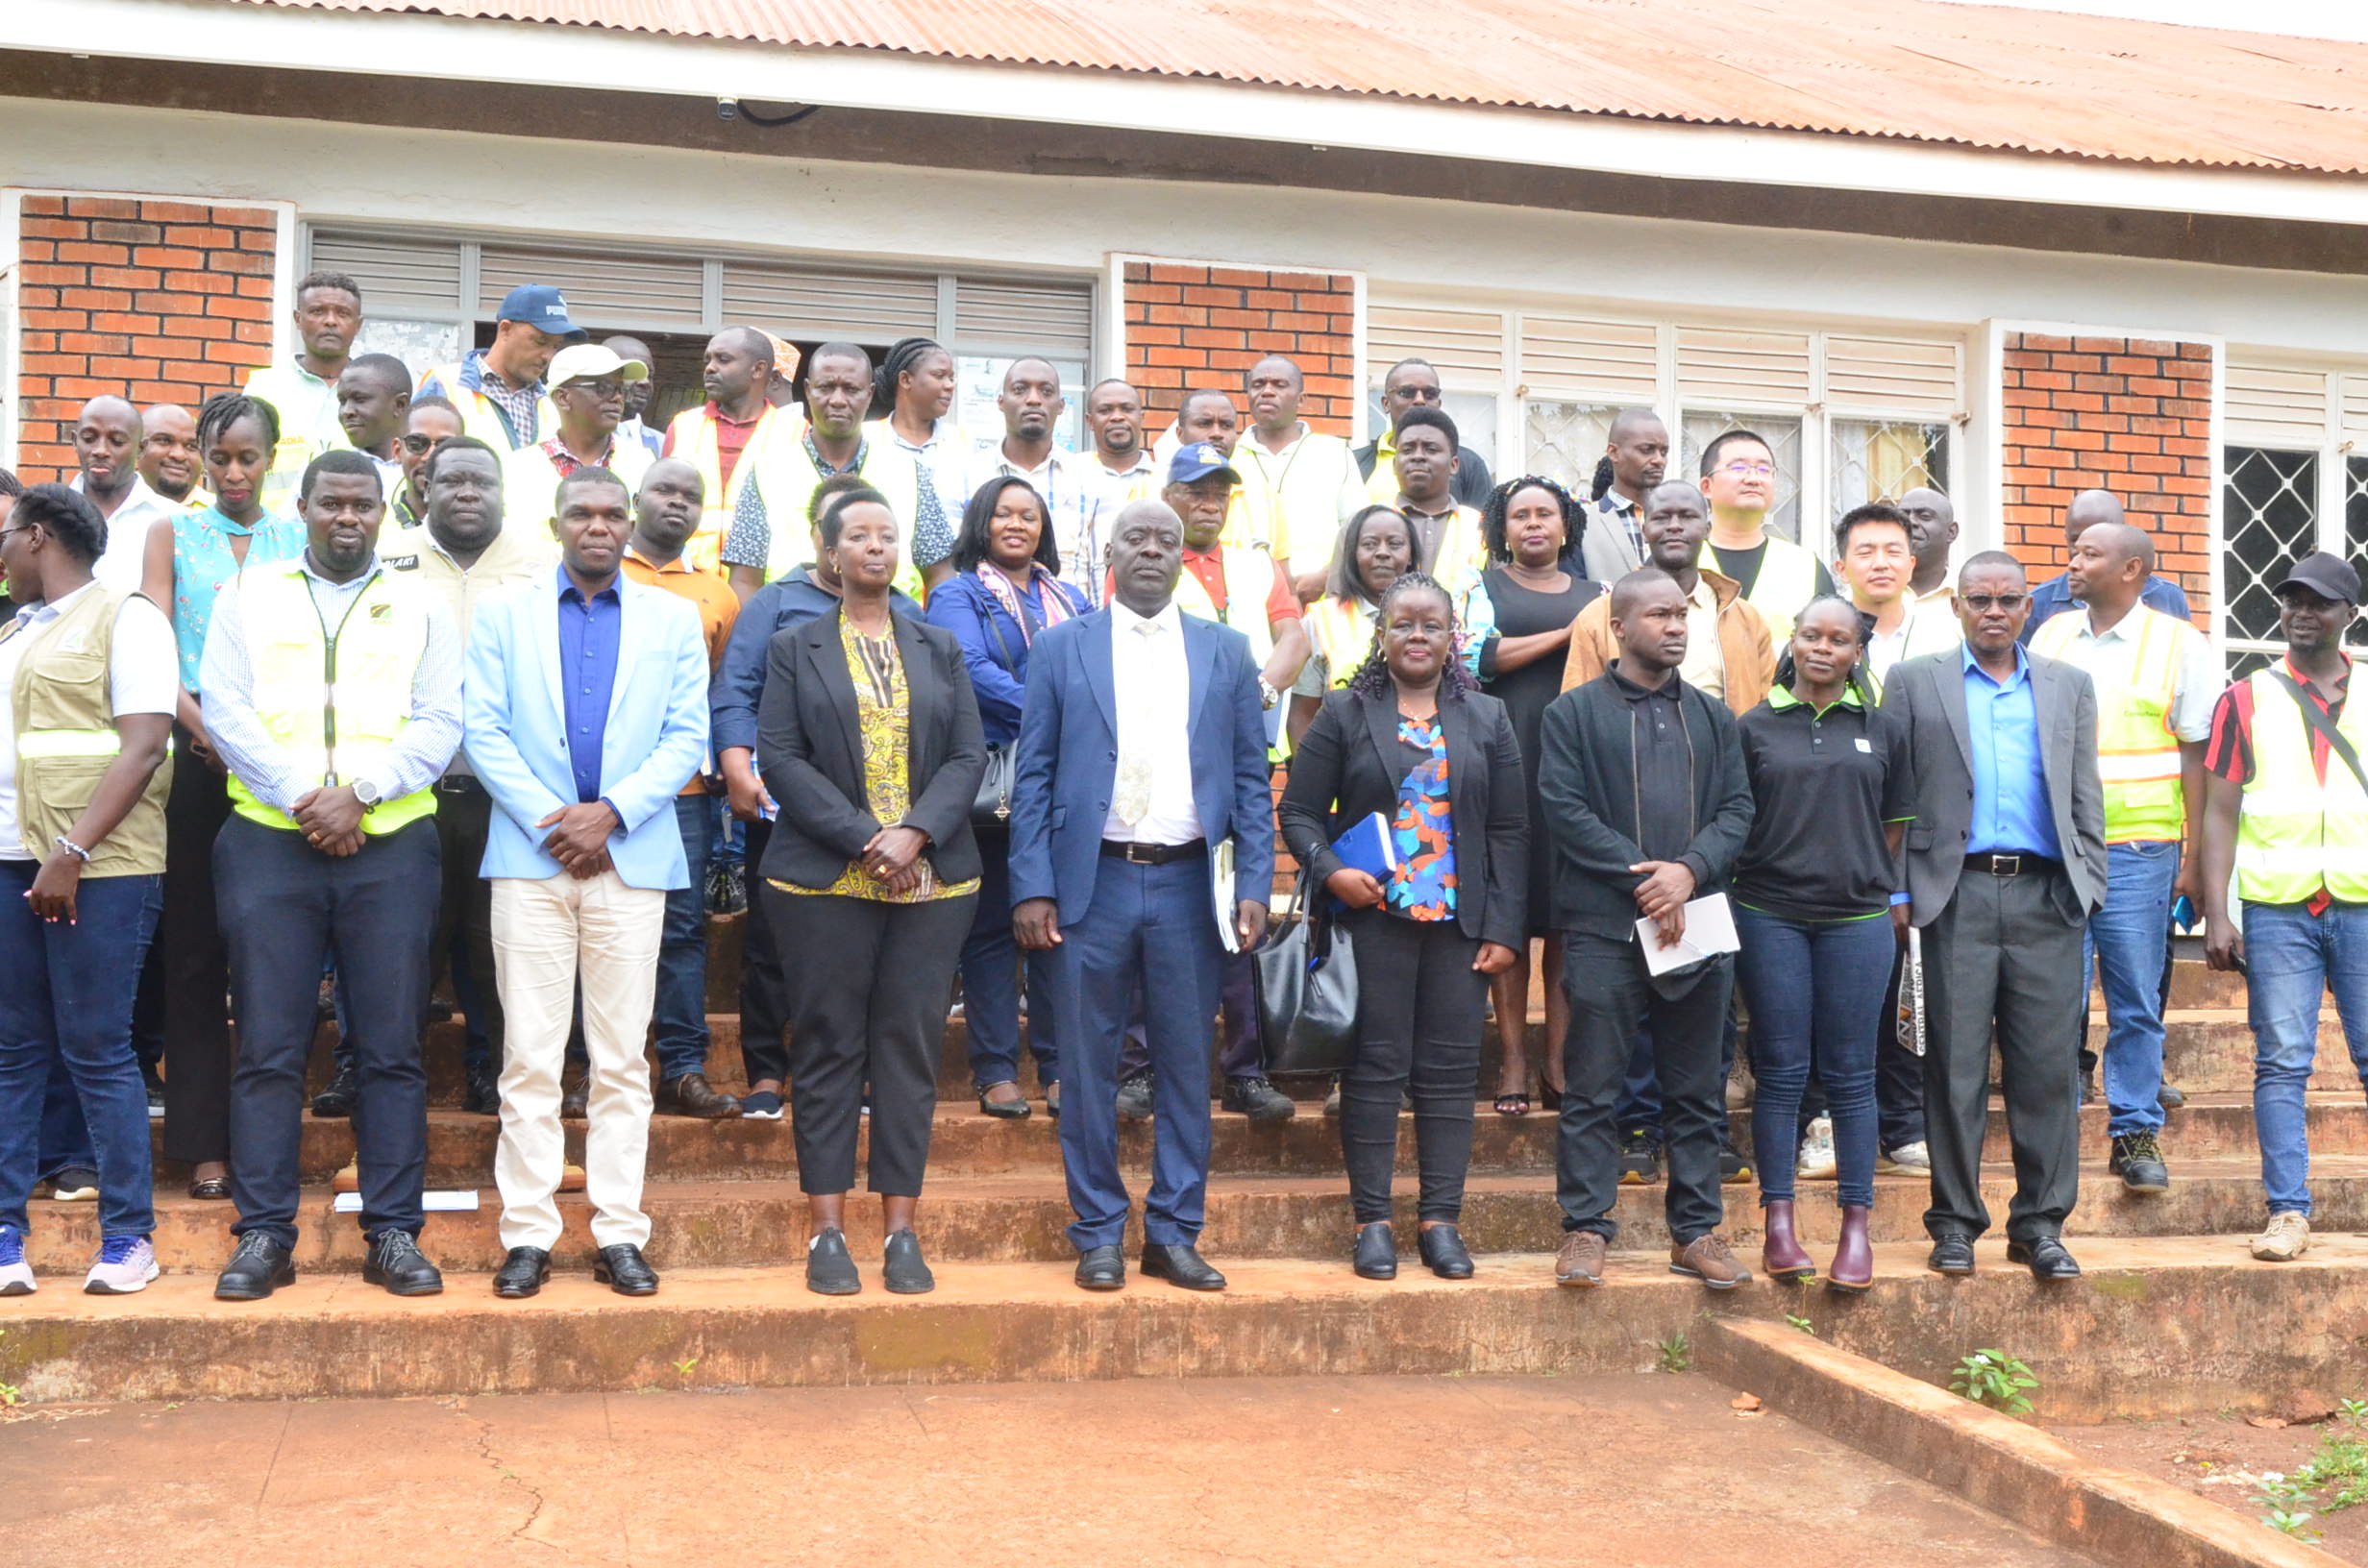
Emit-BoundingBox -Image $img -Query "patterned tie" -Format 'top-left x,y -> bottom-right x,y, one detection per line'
1112,618 -> 1161,827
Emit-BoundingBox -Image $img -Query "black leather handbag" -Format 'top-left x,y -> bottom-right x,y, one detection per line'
1254,871 -> 1360,1075
972,605 -> 1022,828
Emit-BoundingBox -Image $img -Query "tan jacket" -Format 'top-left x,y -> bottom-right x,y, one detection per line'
1558,566 -> 1776,717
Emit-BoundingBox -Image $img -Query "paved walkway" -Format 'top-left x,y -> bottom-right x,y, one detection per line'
9,1374 -> 2086,1566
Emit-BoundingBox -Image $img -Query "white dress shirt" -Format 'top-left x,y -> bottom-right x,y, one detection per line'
0,583 -> 179,855
1102,598 -> 1200,845
69,474 -> 175,594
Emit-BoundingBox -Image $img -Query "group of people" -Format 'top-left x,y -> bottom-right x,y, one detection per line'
1,270 -> 2362,1310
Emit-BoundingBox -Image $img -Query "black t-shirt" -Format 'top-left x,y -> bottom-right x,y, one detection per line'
1733,691 -> 1914,921
1710,541 -> 1836,600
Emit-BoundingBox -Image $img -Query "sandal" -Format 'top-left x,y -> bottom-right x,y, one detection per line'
1493,1091 -> 1530,1117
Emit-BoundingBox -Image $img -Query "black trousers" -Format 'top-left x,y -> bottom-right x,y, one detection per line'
219,814 -> 438,1246
1560,932 -> 1730,1246
1339,910 -> 1487,1223
765,886 -> 973,1198
432,777 -> 503,1068
160,742 -> 234,1164
738,818 -> 794,1085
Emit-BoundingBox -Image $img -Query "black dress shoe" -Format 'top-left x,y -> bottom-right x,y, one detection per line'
882,1229 -> 935,1295
805,1227 -> 861,1296
363,1231 -> 445,1296
494,1246 -> 551,1299
593,1243 -> 659,1296
1927,1232 -> 1978,1275
461,1061 -> 501,1116
1141,1242 -> 1225,1291
214,1233 -> 296,1301
1075,1244 -> 1126,1291
975,1085 -> 1031,1120
310,1062 -> 358,1118
1353,1221 -> 1397,1280
1418,1223 -> 1475,1280
2007,1236 -> 2083,1281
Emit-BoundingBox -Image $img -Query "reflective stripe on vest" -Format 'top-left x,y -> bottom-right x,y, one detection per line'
1172,546 -> 1283,667
1305,596 -> 1377,688
2234,667 -> 2368,904
14,730 -> 123,757
667,404 -> 797,575
225,563 -> 437,833
745,438 -> 924,598
5,586 -> 174,874
2032,604 -> 2189,844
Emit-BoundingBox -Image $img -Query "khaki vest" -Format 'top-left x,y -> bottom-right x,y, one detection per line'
6,587 -> 171,876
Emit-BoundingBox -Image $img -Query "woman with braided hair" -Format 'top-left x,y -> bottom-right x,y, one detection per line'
1277,573 -> 1528,1282
865,335 -> 971,549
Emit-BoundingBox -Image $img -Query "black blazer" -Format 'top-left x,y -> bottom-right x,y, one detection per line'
754,605 -> 988,890
1276,686 -> 1529,949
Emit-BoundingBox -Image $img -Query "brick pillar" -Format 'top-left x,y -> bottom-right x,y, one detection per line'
14,194 -> 280,479
1116,259 -> 1357,435
1998,333 -> 2215,624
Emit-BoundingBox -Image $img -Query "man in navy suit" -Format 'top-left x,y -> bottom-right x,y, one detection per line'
1010,497 -> 1274,1292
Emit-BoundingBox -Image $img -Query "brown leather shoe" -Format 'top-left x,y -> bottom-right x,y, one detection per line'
1670,1232 -> 1752,1291
1555,1231 -> 1607,1287
661,1071 -> 740,1119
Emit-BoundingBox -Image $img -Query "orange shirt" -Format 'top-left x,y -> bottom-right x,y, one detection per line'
624,543 -> 739,793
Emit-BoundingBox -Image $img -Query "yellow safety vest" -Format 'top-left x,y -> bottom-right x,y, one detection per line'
742,435 -> 925,599
1172,546 -> 1285,668
226,561 -> 437,833
419,361 -> 558,453
1726,534 -> 1821,642
5,586 -> 171,875
242,362 -> 344,517
500,436 -> 655,538
1409,505 -> 1485,604
2033,604 -> 2192,845
667,404 -> 799,576
2234,665 -> 2368,906
1305,595 -> 1378,688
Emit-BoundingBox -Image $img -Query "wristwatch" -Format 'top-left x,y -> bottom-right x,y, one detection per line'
352,777 -> 382,812
1258,677 -> 1280,711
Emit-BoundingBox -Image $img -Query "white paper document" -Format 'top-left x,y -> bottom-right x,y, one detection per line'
333,1189 -> 481,1213
1634,892 -> 1741,976
1211,836 -> 1240,953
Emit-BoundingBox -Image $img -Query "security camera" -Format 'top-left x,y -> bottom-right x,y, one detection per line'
716,97 -> 740,121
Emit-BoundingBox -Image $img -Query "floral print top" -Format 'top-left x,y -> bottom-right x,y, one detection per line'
1387,713 -> 1457,920
169,506 -> 306,690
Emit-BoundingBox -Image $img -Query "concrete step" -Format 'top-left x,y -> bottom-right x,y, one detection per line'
2155,1009 -> 2358,1095
31,1155 -> 2367,1278
6,1233 -> 2362,1406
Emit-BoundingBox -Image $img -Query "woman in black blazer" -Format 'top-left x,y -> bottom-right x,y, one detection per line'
755,485 -> 986,1298
1277,572 -> 1527,1282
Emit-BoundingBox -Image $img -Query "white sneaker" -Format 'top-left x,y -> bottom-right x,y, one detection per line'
1881,1140 -> 1933,1175
2251,1211 -> 2310,1262
0,1227 -> 33,1296
1796,1116 -> 1838,1180
44,1167 -> 98,1202
84,1237 -> 159,1295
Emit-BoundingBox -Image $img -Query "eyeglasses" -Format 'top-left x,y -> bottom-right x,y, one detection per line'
0,526 -> 32,547
563,380 -> 625,399
1961,593 -> 2029,613
399,433 -> 439,453
1718,460 -> 1776,478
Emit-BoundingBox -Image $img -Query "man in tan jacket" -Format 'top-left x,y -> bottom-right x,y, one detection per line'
1562,479 -> 1775,716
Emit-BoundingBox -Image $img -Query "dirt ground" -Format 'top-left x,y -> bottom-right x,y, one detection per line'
0,1373 -> 2092,1568
2049,1410 -> 2368,1564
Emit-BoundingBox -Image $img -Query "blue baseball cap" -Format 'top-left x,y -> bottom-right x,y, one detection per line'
496,283 -> 582,338
1168,441 -> 1240,485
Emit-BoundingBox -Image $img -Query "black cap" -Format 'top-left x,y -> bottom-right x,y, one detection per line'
2276,551 -> 2360,605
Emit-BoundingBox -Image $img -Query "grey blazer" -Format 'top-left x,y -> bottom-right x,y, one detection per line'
1580,497 -> 1645,587
1879,648 -> 2107,927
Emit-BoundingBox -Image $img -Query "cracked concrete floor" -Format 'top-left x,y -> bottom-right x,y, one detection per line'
5,1374 -> 2089,1567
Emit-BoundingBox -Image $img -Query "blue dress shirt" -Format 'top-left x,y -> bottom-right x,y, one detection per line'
2022,570 -> 2192,645
1961,643 -> 2060,859
556,566 -> 623,804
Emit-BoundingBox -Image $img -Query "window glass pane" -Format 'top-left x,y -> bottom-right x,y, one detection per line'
1680,411 -> 1803,543
354,318 -> 464,382
1831,419 -> 1950,512
1366,388 -> 1499,478
2222,445 -> 2319,646
1522,401 -> 1617,499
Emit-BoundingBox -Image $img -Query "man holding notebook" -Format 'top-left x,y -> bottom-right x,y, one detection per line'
1535,570 -> 1756,1292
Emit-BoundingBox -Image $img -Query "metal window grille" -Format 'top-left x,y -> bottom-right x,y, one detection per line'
1680,411 -> 1804,543
1830,419 -> 1949,513
2221,445 -> 2321,653
1521,401 -> 1617,499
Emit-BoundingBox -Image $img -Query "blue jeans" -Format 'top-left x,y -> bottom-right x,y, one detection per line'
652,795 -> 713,1082
0,866 -> 163,1240
1734,908 -> 1893,1209
38,1052 -> 97,1182
2084,841 -> 2180,1136
962,829 -> 1057,1090
2244,900 -> 2368,1217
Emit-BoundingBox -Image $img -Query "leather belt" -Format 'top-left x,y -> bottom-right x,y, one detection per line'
1963,852 -> 2060,877
1100,837 -> 1207,866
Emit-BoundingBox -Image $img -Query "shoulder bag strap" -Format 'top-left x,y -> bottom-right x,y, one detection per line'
2268,668 -> 2368,796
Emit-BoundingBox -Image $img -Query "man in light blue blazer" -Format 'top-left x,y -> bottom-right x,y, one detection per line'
462,466 -> 709,1301
1010,498 -> 1274,1294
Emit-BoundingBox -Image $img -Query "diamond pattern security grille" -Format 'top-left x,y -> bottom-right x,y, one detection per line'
1681,411 -> 1803,543
2222,445 -> 2320,649
1831,419 -> 1949,513
2348,456 -> 2368,650
1523,401 -> 1617,499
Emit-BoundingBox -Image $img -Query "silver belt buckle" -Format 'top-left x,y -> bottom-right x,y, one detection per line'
1993,854 -> 2021,876
1124,842 -> 1158,865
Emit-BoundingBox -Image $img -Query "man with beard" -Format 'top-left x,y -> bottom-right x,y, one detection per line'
66,396 -> 172,591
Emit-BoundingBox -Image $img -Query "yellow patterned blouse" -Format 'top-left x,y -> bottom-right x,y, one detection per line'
774,614 -> 979,904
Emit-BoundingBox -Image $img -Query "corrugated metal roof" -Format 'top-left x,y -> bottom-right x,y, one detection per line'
223,0 -> 2368,174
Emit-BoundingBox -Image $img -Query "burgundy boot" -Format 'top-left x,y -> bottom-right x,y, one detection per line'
1761,1199 -> 1815,1282
1827,1204 -> 1874,1293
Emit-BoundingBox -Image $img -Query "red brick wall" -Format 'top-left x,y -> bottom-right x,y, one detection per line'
1999,333 -> 2214,622
14,195 -> 279,479
1119,260 -> 1356,435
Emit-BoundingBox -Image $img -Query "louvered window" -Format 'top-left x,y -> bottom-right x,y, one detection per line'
955,279 -> 1094,360
1676,328 -> 1813,407
1367,306 -> 1505,387
1518,316 -> 1656,404
479,247 -> 705,330
717,263 -> 939,344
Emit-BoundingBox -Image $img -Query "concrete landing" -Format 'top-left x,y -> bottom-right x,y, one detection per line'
0,1375 -> 2088,1568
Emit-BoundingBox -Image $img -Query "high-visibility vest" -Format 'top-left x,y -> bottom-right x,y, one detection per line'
667,403 -> 799,575
2233,666 -> 2368,905
4,586 -> 171,875
1726,533 -> 1821,642
2033,603 -> 2195,845
225,561 -> 437,833
1412,505 -> 1486,604
1172,545 -> 1286,668
1304,595 -> 1379,688
742,435 -> 925,599
419,361 -> 557,453
242,362 -> 344,517
500,436 -> 655,538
